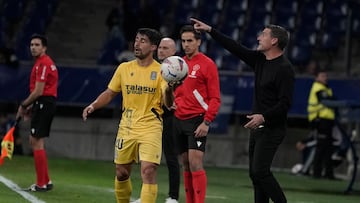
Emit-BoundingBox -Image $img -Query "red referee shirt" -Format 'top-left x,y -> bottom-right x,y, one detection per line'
30,54 -> 58,97
174,53 -> 221,122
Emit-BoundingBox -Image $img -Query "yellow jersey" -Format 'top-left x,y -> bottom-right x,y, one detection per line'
108,59 -> 165,129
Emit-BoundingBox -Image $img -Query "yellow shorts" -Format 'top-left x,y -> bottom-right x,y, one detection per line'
114,121 -> 162,165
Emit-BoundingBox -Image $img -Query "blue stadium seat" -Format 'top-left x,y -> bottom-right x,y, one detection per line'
198,2 -> 221,25
353,14 -> 360,36
97,28 -> 125,65
0,17 -> 7,47
219,22 -> 240,40
206,41 -> 224,68
157,0 -> 171,16
226,0 -> 248,14
248,0 -> 273,27
250,0 -> 273,12
273,12 -> 296,32
291,30 -> 317,48
14,34 -> 32,60
274,0 -> 298,15
175,5 -> 195,25
14,0 -> 58,60
241,24 -> 263,50
33,0 -> 58,25
224,0 -> 247,27
289,29 -> 316,67
320,32 -> 341,51
273,0 -> 299,31
298,0 -> 324,33
15,14 -> 47,60
247,7 -> 271,32
221,54 -> 241,71
301,0 -> 324,17
289,44 -> 312,66
350,1 -> 360,36
2,0 -> 25,24
323,0 -> 347,35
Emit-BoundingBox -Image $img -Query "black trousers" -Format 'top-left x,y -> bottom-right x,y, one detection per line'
312,118 -> 335,178
249,127 -> 287,203
162,114 -> 180,200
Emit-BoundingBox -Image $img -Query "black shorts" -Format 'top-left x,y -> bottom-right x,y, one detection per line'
31,96 -> 56,138
174,115 -> 207,154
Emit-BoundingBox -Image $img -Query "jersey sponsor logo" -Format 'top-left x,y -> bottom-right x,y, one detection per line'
125,85 -> 157,95
150,71 -> 157,80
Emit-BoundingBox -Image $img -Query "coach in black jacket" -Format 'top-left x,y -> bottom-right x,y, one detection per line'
191,18 -> 295,203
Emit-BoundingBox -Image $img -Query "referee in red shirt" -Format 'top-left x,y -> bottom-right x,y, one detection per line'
16,34 -> 58,192
165,25 -> 221,203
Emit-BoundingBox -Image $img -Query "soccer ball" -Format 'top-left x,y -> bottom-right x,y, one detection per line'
160,56 -> 188,83
291,163 -> 303,174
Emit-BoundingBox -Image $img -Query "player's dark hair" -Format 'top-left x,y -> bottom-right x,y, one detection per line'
180,25 -> 201,40
265,24 -> 289,50
31,33 -> 48,47
137,28 -> 162,46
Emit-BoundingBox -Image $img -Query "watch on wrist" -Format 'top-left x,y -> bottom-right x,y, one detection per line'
204,120 -> 211,126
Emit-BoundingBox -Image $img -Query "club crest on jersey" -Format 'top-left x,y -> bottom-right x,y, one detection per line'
150,71 -> 157,80
189,64 -> 200,78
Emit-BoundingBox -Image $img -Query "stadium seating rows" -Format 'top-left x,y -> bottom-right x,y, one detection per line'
1,0 -> 359,70
0,0 -> 58,60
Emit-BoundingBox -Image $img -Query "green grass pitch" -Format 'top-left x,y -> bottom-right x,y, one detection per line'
0,155 -> 359,203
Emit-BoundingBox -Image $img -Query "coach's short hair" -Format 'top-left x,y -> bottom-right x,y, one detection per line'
265,25 -> 289,50
137,28 -> 162,46
31,33 -> 48,47
180,25 -> 202,40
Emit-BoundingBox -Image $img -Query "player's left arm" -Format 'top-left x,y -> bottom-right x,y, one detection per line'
204,62 -> 221,123
21,81 -> 45,108
16,81 -> 45,120
17,62 -> 49,119
194,62 -> 221,137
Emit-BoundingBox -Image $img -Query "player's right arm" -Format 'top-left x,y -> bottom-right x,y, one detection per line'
164,85 -> 174,109
82,88 -> 118,121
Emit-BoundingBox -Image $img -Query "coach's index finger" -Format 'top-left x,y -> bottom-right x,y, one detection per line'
190,17 -> 199,24
190,18 -> 212,33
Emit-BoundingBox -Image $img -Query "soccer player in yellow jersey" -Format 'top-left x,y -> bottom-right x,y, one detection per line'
82,28 -> 163,203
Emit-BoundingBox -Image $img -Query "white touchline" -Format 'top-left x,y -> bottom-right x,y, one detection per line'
206,195 -> 227,199
0,174 -> 46,203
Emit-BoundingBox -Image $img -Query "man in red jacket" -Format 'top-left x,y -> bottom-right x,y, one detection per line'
165,25 -> 221,203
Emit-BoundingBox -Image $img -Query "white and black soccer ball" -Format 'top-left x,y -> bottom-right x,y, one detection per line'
291,163 -> 303,174
160,56 -> 189,83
